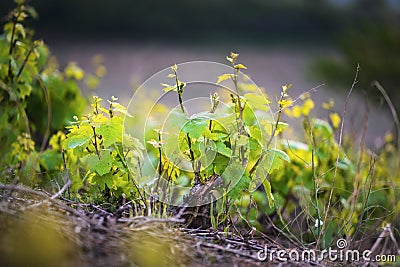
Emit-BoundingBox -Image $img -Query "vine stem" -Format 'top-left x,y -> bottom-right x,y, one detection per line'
15,43 -> 35,80
249,91 -> 285,177
178,92 -> 185,113
7,7 -> 20,80
232,68 -> 244,126
59,149 -> 71,198
92,126 -> 101,160
174,67 -> 185,113
172,66 -> 200,182
307,116 -> 321,244
186,132 -> 201,184
113,143 -> 147,208
155,131 -> 163,192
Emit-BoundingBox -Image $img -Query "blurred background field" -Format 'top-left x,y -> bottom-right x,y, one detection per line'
2,0 -> 399,145
1,2 -> 400,264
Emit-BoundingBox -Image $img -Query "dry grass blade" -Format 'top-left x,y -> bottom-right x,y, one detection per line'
317,64 -> 359,249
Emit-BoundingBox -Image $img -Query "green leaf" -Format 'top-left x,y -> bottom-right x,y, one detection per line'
275,122 -> 289,135
15,23 -> 26,38
169,109 -> 189,128
203,128 -> 218,141
282,84 -> 292,92
97,116 -> 123,147
86,150 -> 113,176
92,173 -> 113,191
242,105 -> 257,126
124,133 -> 145,151
182,118 -> 208,139
249,137 -> 262,157
161,83 -> 176,92
222,162 -> 250,200
217,73 -> 232,84
313,119 -> 333,139
238,83 -> 259,92
337,158 -> 354,172
40,150 -> 62,171
214,154 -> 230,174
262,178 -> 275,208
92,112 -> 109,124
110,101 -> 133,117
229,173 -> 251,200
244,93 -> 270,111
265,148 -> 290,173
17,84 -> 32,100
269,148 -> 290,162
284,140 -> 309,151
216,142 -> 232,158
63,132 -> 92,149
248,125 -> 262,142
265,122 -> 289,136
235,133 -> 249,146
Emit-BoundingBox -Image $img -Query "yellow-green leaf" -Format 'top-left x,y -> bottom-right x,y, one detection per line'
262,178 -> 275,208
217,73 -> 232,84
234,63 -> 247,70
282,84 -> 292,92
162,84 -> 176,92
279,99 -> 293,109
86,151 -> 113,176
244,93 -> 270,111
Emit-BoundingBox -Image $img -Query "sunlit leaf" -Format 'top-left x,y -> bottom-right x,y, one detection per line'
262,178 -> 275,208
279,99 -> 293,109
282,84 -> 292,92
161,83 -> 176,92
313,119 -> 333,139
216,141 -> 232,158
265,148 -> 290,174
234,63 -> 247,70
63,132 -> 92,149
244,93 -> 270,111
217,73 -> 232,84
222,162 -> 249,200
97,117 -> 123,147
181,118 -> 208,139
86,150 -> 113,176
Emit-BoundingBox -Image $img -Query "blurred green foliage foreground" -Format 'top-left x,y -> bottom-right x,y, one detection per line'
0,1 -> 399,266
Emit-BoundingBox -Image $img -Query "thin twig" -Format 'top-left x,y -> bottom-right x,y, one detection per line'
62,148 -> 71,197
317,64 -> 359,249
15,43 -> 35,80
50,179 -> 71,200
345,93 -> 370,245
372,81 -> 400,154
199,241 -> 260,261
